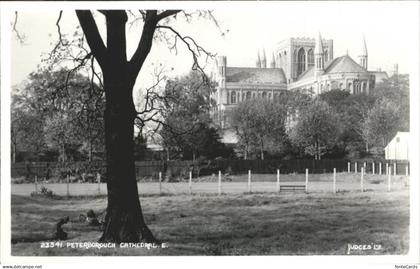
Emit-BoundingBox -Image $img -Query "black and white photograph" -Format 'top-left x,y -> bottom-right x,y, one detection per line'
1,1 -> 419,268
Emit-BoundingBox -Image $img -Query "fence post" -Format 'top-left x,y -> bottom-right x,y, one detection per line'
379,162 -> 382,175
35,175 -> 38,193
66,175 -> 70,197
97,173 -> 101,195
248,170 -> 252,193
406,165 -> 409,177
393,163 -> 397,176
276,169 -> 280,193
372,162 -> 375,175
386,163 -> 389,175
218,170 -> 222,195
159,172 -> 162,195
347,162 -> 350,173
360,168 -> 364,192
305,168 -> 309,193
189,171 -> 192,195
355,162 -> 358,173
388,167 -> 391,192
333,168 -> 336,193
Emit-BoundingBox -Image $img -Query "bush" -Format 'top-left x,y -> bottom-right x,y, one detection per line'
30,186 -> 57,198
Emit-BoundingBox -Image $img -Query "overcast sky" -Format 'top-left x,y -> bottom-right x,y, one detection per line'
10,1 -> 419,92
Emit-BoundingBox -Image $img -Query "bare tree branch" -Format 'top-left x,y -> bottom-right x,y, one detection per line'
156,10 -> 181,21
75,10 -> 107,67
12,11 -> 26,43
156,25 -> 215,83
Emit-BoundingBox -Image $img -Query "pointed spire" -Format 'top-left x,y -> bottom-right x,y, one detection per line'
314,32 -> 324,55
270,52 -> 276,68
261,48 -> 267,68
361,35 -> 368,56
346,49 -> 349,55
256,50 -> 261,68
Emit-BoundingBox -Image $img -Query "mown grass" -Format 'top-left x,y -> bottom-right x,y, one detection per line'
11,188 -> 409,256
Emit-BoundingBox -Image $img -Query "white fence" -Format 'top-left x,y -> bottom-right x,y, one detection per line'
12,167 -> 410,197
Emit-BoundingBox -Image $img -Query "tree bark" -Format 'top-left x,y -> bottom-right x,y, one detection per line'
79,11 -> 156,243
76,9 -> 180,243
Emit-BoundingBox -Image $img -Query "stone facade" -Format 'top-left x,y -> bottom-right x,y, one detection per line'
211,33 -> 388,143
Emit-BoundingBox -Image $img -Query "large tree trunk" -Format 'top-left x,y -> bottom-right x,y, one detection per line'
99,73 -> 155,243
97,12 -> 155,243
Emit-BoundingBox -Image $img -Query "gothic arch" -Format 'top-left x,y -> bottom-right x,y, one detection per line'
231,91 -> 237,104
308,49 -> 314,67
297,47 -> 306,76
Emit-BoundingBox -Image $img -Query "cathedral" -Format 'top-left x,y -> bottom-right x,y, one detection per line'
211,33 -> 388,143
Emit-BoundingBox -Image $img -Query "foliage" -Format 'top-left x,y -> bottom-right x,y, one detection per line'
231,92 -> 303,160
159,71 -> 229,160
319,73 -> 409,158
363,98 -> 402,149
289,98 -> 341,160
11,68 -> 105,162
30,186 -> 57,199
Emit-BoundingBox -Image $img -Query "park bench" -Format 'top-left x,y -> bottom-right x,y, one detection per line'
279,185 -> 306,192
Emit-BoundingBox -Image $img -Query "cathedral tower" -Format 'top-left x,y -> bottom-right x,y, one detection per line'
314,32 -> 325,77
359,35 -> 368,70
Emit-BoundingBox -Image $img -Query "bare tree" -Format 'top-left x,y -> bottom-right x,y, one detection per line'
13,8 -> 219,243
75,10 -> 217,243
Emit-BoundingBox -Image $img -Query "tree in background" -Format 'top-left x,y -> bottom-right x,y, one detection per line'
290,98 -> 341,160
11,95 -> 46,162
363,98 -> 402,150
231,99 -> 288,160
230,100 -> 256,160
319,89 -> 376,158
159,71 -> 230,160
11,68 -> 105,162
372,74 -> 409,132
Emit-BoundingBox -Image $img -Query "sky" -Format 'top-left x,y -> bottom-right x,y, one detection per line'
9,1 -> 419,93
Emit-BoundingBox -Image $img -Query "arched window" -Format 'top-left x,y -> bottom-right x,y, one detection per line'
297,48 -> 306,76
274,93 -> 278,100
362,82 -> 367,93
324,50 -> 329,62
252,92 -> 256,99
231,91 -> 237,104
308,49 -> 314,67
348,82 -> 353,93
268,92 -> 272,99
339,83 -> 343,89
246,91 -> 251,100
262,92 -> 267,99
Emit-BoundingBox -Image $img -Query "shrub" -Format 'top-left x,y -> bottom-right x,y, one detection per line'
30,186 -> 57,198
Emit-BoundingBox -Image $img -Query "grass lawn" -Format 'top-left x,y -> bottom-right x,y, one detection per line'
11,188 -> 409,256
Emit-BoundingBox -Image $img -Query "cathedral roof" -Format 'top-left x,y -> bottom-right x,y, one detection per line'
295,55 -> 370,82
324,55 -> 368,73
225,67 -> 287,84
